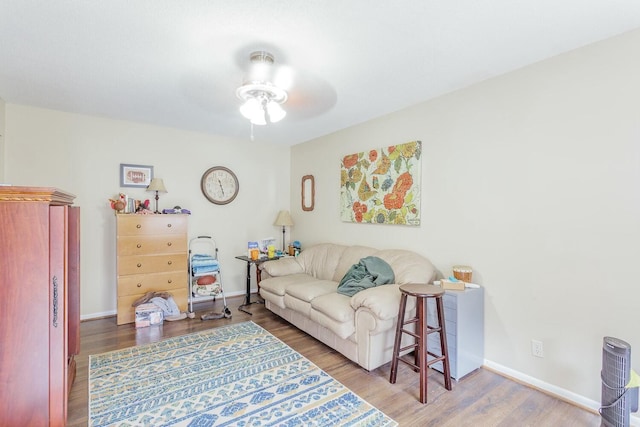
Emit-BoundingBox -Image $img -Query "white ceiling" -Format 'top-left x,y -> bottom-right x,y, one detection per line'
1,1 -> 639,145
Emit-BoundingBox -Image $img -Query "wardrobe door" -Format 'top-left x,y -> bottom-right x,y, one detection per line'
67,206 -> 81,389
0,203 -> 50,425
49,205 -> 68,426
0,187 -> 77,426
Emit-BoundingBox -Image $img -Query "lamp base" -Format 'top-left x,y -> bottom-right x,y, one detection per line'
281,226 -> 286,253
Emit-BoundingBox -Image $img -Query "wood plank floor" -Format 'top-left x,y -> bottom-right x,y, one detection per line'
68,296 -> 600,426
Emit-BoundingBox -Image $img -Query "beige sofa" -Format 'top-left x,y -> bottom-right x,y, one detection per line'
259,243 -> 436,371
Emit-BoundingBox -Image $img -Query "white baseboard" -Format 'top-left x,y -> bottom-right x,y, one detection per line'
81,310 -> 116,321
484,359 -> 640,426
80,290 -> 249,321
225,290 -> 250,298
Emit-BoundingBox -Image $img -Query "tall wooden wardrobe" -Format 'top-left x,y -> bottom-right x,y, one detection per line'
0,186 -> 80,426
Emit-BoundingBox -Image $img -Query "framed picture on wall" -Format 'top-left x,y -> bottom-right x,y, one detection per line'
340,141 -> 422,226
120,164 -> 154,188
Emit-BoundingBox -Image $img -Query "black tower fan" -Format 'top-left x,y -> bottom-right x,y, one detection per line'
600,336 -> 638,427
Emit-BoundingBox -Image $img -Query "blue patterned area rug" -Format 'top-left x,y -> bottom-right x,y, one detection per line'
89,321 -> 397,426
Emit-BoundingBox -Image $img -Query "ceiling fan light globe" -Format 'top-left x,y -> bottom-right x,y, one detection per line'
250,109 -> 267,125
239,98 -> 261,120
267,101 -> 286,123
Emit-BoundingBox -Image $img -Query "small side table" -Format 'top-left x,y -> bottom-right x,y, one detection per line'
235,255 -> 281,315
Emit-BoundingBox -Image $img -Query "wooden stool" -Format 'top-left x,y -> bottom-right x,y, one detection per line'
389,283 -> 452,403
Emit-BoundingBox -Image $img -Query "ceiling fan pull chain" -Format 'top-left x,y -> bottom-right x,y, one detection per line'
250,122 -> 255,141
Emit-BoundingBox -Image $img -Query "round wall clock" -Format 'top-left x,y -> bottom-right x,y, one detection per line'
200,166 -> 239,205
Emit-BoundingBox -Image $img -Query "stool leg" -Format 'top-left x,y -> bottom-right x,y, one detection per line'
418,296 -> 428,403
414,296 -> 420,369
436,296 -> 452,391
390,293 -> 408,384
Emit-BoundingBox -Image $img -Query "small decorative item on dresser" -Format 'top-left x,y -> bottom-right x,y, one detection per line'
110,199 -> 125,212
162,206 -> 191,214
147,178 -> 167,214
109,193 -> 128,213
452,265 -> 473,282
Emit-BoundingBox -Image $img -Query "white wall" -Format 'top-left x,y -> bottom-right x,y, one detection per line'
290,29 -> 640,406
4,105 -> 291,317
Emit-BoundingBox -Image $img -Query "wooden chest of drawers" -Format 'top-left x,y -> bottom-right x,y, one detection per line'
116,214 -> 188,325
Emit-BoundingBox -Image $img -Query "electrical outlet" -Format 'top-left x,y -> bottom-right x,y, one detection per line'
531,339 -> 544,358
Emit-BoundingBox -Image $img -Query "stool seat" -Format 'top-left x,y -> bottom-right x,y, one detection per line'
390,282 -> 452,403
398,283 -> 444,297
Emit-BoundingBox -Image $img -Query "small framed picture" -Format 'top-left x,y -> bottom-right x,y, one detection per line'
120,164 -> 154,188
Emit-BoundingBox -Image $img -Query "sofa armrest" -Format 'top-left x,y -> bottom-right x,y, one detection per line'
260,258 -> 304,277
350,284 -> 415,321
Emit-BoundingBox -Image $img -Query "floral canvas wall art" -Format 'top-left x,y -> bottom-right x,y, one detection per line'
340,141 -> 421,226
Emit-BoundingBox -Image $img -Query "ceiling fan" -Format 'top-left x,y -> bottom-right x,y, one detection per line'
234,49 -> 337,129
235,51 -> 288,126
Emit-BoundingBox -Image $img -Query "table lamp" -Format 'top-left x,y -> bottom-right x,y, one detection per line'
147,178 -> 167,213
273,210 -> 293,252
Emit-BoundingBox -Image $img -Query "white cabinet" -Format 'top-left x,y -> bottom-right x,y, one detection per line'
427,286 -> 484,380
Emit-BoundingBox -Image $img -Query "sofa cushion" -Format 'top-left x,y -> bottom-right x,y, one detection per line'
310,293 -> 355,339
374,249 -> 436,284
259,274 -> 316,297
261,258 -> 304,277
331,245 -> 378,282
284,294 -> 313,317
283,279 -> 338,317
285,279 -> 337,303
311,293 -> 354,323
260,287 -> 286,309
296,243 -> 347,280
350,284 -> 416,320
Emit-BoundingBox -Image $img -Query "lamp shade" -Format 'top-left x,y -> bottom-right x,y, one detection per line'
147,178 -> 167,193
274,210 -> 293,226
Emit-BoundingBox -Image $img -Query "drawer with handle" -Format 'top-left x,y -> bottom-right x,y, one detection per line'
118,254 -> 187,276
117,271 -> 186,296
117,235 -> 187,256
117,215 -> 187,236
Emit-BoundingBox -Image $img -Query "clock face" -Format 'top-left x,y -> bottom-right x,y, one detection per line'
201,166 -> 239,205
